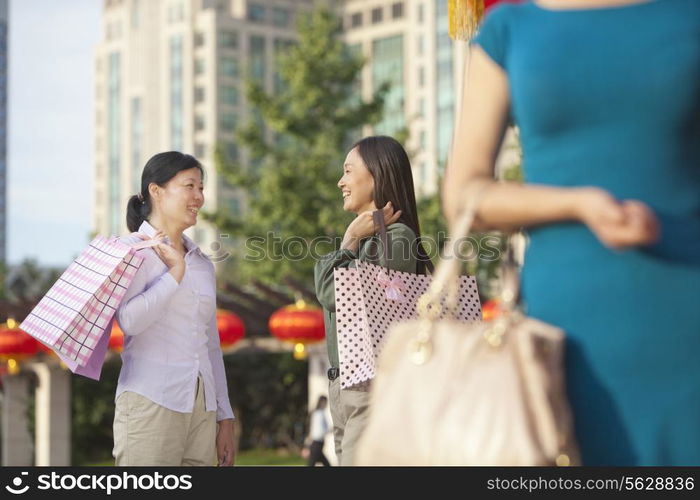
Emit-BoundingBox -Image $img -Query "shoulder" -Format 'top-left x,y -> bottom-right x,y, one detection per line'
386,222 -> 416,240
480,2 -> 519,28
198,251 -> 216,271
471,2 -> 527,68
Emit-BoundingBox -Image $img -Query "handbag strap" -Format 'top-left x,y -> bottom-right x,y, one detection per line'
417,181 -> 519,319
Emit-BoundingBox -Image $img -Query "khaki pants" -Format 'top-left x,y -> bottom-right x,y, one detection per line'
329,377 -> 370,466
113,376 -> 216,466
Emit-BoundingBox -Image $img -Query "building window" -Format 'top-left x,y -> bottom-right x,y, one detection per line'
168,2 -> 184,23
221,86 -> 239,106
351,12 -> 362,28
195,143 -> 206,158
219,30 -> 238,50
418,98 -> 425,118
195,58 -> 205,75
195,114 -> 205,131
194,86 -> 205,103
418,66 -> 425,87
170,36 -> 184,151
131,97 -> 142,193
108,52 -> 121,235
418,3 -> 424,23
221,57 -> 239,78
417,35 -> 424,56
372,35 -> 404,135
419,130 -> 426,149
220,112 -> 238,132
226,197 -> 241,216
248,3 -> 266,22
436,0 -> 455,166
272,7 -> 289,27
249,35 -> 266,83
273,39 -> 294,93
392,2 -> 404,19
224,142 -> 239,161
371,7 -> 383,24
131,0 -> 140,28
194,32 -> 205,47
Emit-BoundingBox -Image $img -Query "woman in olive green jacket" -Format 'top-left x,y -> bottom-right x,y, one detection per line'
314,136 -> 433,466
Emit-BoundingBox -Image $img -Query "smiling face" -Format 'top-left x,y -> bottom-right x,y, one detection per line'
149,167 -> 204,231
337,147 -> 376,215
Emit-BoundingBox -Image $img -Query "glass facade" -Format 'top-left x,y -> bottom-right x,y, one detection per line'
170,35 -> 183,151
248,3 -> 265,22
220,112 -> 238,132
436,1 -> 454,173
272,7 -> 289,27
372,35 -> 404,135
221,56 -> 239,78
109,52 -> 121,235
249,35 -> 266,84
0,15 -> 5,262
273,39 -> 293,94
219,30 -> 238,50
221,86 -> 239,106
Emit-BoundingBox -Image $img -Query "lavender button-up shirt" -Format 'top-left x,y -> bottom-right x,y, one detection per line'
115,221 -> 234,421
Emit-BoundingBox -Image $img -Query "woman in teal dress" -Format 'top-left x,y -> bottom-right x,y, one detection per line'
444,0 -> 700,465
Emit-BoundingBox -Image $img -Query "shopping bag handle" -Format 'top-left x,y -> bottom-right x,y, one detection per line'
108,235 -> 163,251
130,239 -> 163,250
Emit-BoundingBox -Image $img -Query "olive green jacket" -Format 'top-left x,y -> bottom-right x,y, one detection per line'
313,223 -> 418,368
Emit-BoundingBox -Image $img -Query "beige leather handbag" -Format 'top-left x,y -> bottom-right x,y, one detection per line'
355,192 -> 581,466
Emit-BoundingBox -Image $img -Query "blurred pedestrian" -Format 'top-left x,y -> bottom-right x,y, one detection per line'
305,396 -> 331,466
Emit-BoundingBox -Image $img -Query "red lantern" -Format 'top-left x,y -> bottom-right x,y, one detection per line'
481,298 -> 502,321
107,312 -> 245,352
269,300 -> 324,359
109,320 -> 124,352
1,319 -> 40,374
217,309 -> 245,348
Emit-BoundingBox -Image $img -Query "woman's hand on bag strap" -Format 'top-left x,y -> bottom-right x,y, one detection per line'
341,202 -> 402,253
136,231 -> 186,283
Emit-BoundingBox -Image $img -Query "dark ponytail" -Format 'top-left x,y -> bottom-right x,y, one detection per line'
126,151 -> 204,232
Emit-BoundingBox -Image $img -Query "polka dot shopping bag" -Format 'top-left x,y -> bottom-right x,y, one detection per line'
334,211 -> 482,389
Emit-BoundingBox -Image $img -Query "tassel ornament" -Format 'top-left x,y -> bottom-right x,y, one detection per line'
448,0 -> 485,41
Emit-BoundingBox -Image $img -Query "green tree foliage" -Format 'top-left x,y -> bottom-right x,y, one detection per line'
224,352 -> 308,451
205,8 -> 388,287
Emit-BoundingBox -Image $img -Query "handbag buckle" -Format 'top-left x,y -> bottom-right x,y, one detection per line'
409,323 -> 433,365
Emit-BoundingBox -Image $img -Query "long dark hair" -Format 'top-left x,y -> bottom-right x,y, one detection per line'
353,136 -> 434,274
126,151 -> 204,232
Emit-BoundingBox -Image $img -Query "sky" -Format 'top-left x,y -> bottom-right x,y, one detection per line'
7,0 -> 101,268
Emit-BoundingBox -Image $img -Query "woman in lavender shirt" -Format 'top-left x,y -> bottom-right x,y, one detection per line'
113,151 -> 235,466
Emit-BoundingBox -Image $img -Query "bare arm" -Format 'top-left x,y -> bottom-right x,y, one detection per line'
442,46 -> 658,248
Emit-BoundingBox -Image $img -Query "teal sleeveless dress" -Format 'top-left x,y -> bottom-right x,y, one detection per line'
473,0 -> 700,465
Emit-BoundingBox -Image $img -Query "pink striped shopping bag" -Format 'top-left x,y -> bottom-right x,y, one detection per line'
20,235 -> 158,372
